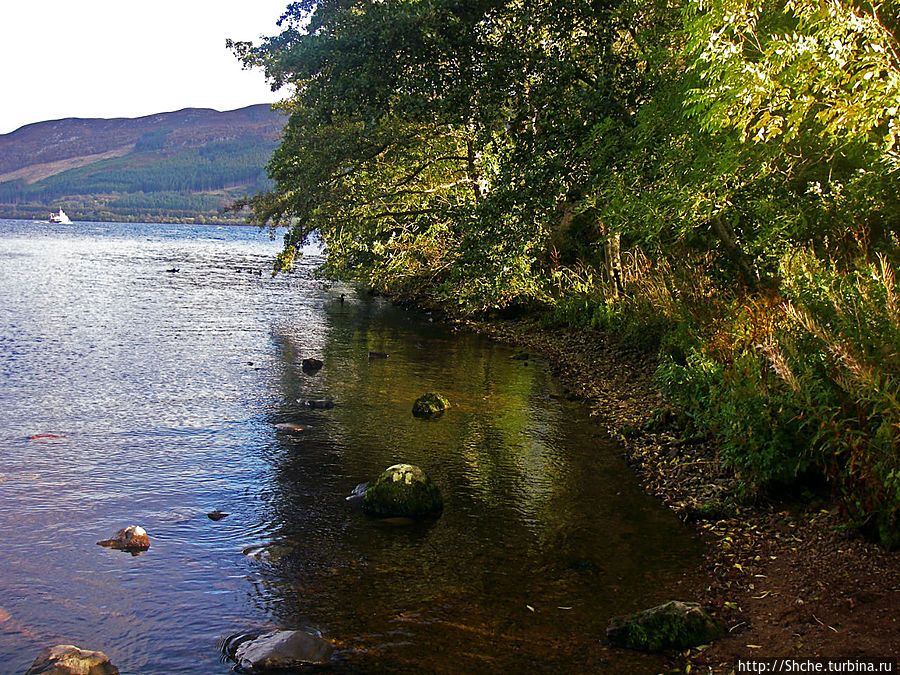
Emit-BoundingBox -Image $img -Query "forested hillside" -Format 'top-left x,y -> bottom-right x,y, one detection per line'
235,0 -> 900,547
0,105 -> 285,223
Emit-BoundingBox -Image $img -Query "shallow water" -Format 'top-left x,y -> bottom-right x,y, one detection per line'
0,220 -> 701,673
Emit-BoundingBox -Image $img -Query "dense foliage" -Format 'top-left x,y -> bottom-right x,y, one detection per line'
238,0 -> 900,546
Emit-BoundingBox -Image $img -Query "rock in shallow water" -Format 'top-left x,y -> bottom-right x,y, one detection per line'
345,482 -> 369,504
25,644 -> 119,675
362,464 -> 443,518
96,526 -> 149,552
233,630 -> 334,671
303,398 -> 335,409
411,392 -> 450,417
301,358 -> 323,373
274,422 -> 308,435
606,600 -> 723,652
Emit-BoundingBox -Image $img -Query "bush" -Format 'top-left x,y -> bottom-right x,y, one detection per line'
657,249 -> 900,548
773,252 -> 900,547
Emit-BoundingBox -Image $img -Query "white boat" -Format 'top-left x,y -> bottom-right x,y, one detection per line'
49,208 -> 72,224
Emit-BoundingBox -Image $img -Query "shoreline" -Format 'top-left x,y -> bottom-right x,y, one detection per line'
469,316 -> 899,672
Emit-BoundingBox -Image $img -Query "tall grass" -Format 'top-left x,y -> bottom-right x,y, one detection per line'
772,252 -> 900,547
550,246 -> 900,548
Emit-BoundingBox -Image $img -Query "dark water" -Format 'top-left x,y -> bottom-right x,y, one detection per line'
0,220 -> 701,674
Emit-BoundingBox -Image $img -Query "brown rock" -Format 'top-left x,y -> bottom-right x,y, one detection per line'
96,525 -> 149,552
25,644 -> 118,675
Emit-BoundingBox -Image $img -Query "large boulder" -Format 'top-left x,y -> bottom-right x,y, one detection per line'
606,600 -> 723,652
25,645 -> 118,675
96,526 -> 149,552
412,392 -> 450,417
233,630 -> 333,671
362,464 -> 443,518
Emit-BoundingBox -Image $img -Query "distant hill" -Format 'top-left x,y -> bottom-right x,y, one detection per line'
0,104 -> 286,224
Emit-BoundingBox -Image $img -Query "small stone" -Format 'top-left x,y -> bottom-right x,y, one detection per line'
233,630 -> 333,671
412,392 -> 450,417
303,399 -> 335,409
345,482 -> 369,504
25,644 -> 119,675
96,526 -> 149,552
274,422 -> 308,434
301,358 -> 323,373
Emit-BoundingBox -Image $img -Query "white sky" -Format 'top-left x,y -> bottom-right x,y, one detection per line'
0,1 -> 292,135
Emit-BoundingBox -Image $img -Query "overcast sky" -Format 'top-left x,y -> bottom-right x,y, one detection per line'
0,0 -> 291,135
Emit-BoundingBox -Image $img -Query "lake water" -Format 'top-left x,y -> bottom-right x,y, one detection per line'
0,220 -> 701,673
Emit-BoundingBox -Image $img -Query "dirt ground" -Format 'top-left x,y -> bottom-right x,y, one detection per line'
474,318 -> 900,674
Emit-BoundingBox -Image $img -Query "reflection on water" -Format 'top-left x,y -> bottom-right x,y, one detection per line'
0,220 -> 700,673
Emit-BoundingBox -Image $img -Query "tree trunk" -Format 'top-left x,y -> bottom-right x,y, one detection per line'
709,213 -> 757,289
604,232 -> 623,298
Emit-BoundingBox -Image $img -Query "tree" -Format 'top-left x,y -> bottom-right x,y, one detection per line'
679,0 -> 900,265
231,1 -> 496,301
234,0 -> 682,309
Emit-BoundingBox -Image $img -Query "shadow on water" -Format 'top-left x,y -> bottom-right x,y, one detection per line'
249,293 -> 703,673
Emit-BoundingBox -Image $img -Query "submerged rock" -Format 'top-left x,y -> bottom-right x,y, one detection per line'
412,392 -> 450,417
232,629 -> 334,671
96,525 -> 149,552
606,600 -> 723,652
25,644 -> 119,675
362,464 -> 443,518
301,358 -> 323,373
242,543 -> 293,564
274,422 -> 308,435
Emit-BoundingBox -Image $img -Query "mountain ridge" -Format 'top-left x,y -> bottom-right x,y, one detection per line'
0,104 -> 286,224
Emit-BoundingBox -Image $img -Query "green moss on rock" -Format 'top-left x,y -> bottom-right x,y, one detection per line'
606,601 -> 723,652
412,392 -> 450,417
362,464 -> 443,518
681,498 -> 737,522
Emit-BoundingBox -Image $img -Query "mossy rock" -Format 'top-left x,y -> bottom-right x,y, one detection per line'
680,498 -> 737,522
412,392 -> 450,417
362,464 -> 443,518
606,601 -> 723,652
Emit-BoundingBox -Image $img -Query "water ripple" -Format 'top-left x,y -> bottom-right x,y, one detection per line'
0,220 -> 700,674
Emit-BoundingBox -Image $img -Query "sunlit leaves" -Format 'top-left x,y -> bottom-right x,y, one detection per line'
684,0 -> 900,166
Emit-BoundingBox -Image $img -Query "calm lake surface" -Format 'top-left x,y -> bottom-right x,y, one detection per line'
0,220 -> 701,674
